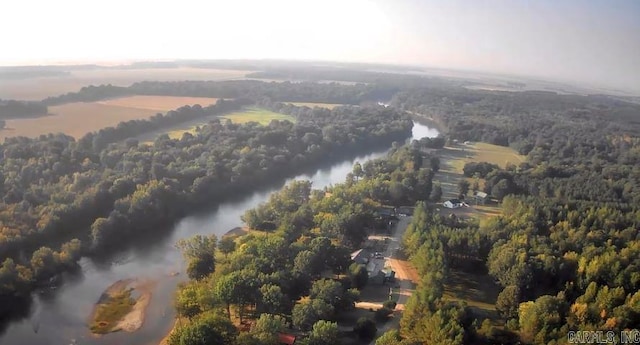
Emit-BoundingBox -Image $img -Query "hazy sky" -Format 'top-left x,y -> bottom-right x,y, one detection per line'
2,0 -> 639,92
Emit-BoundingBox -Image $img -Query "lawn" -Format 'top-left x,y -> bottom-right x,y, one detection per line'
0,96 -> 219,140
434,142 -> 525,219
220,107 -> 295,125
286,102 -> 344,109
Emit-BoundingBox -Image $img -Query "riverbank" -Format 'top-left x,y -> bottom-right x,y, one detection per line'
90,279 -> 155,335
409,112 -> 448,134
223,226 -> 249,238
157,226 -> 251,344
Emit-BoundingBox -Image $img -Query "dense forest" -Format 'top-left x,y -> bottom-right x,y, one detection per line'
0,101 -> 412,319
393,87 -> 640,343
167,142 -> 440,345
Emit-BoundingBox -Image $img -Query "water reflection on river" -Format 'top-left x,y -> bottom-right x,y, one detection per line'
0,122 -> 438,345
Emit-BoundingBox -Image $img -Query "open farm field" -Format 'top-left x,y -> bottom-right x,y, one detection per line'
97,95 -> 219,111
0,96 -> 219,140
0,67 -> 251,100
286,102 -> 343,109
135,107 -> 294,144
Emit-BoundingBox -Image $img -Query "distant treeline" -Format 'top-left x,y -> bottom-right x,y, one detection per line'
246,68 -> 461,89
42,80 -> 401,106
0,100 -> 48,120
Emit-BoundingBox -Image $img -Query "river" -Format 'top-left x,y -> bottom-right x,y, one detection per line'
0,122 -> 438,345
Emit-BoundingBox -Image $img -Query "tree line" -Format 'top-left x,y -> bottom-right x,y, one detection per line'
0,100 -> 48,121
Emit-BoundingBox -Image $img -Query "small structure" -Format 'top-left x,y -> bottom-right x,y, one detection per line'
278,333 -> 297,345
474,191 -> 488,205
443,199 -> 464,209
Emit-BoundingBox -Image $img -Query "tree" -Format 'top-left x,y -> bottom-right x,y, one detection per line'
490,179 -> 512,200
353,317 -> 377,340
376,330 -> 403,345
430,183 -> 443,202
293,301 -> 318,331
518,295 -> 565,344
175,284 -> 202,319
308,320 -> 339,345
496,285 -> 520,319
471,179 -> 479,195
177,235 -> 217,280
218,236 -> 236,257
353,162 -> 364,180
348,263 -> 369,290
430,156 -> 440,172
215,272 -> 239,318
457,180 -> 470,197
169,312 -> 237,345
260,283 -> 286,314
251,313 -> 287,344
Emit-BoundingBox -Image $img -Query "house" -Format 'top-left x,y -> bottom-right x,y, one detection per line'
474,191 -> 488,204
351,249 -> 371,265
443,199 -> 464,209
278,333 -> 297,345
375,207 -> 395,217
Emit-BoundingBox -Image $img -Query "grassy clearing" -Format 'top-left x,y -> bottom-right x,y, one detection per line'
434,142 -> 524,219
446,142 -> 525,174
286,102 -> 343,109
443,270 -> 502,324
135,107 -> 293,144
90,287 -> 135,334
221,107 -> 295,125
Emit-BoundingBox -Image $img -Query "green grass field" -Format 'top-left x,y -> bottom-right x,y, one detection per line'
221,107 -> 295,125
136,107 -> 294,143
435,142 -> 525,219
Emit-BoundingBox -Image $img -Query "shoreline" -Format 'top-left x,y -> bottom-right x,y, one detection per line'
90,278 -> 155,336
222,226 -> 249,238
408,112 -> 448,134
